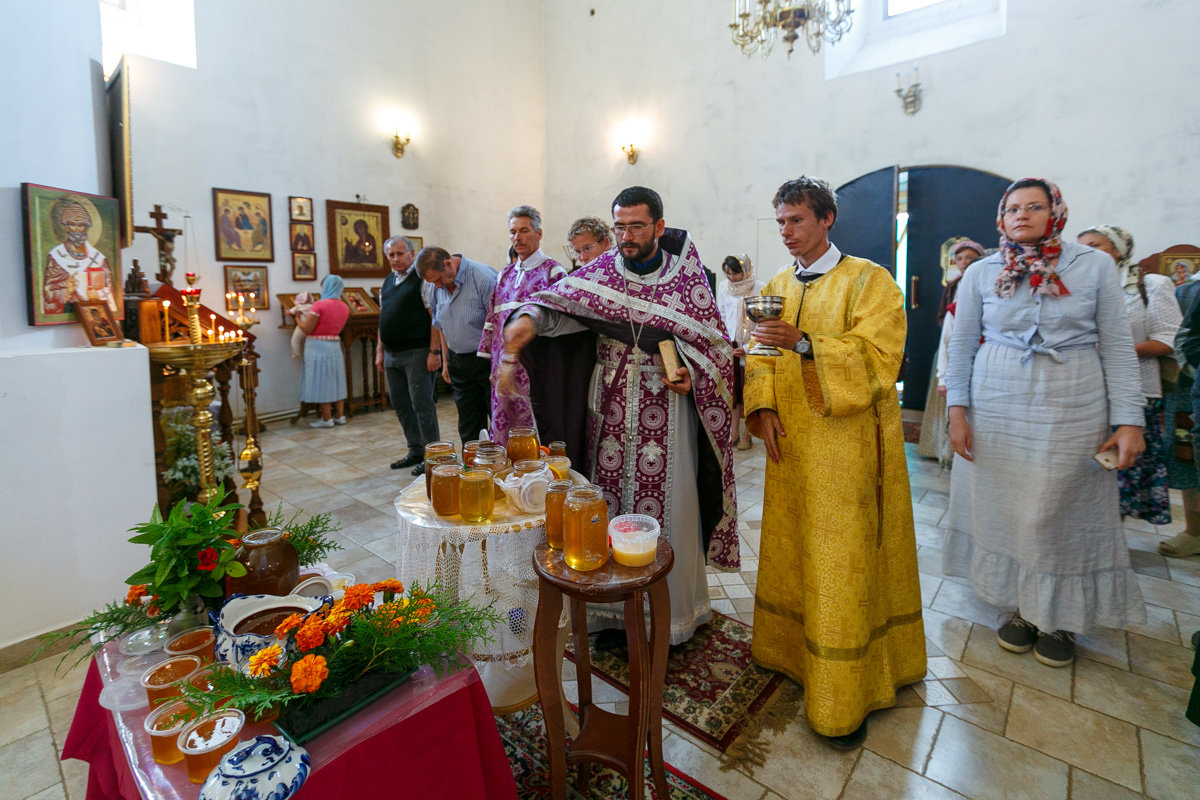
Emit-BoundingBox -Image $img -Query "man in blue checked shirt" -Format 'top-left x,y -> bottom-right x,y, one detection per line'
415,246 -> 499,444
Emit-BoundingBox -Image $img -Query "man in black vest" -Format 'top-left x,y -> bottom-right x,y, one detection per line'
377,236 -> 441,474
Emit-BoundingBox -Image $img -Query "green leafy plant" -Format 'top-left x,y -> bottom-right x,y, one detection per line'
263,504 -> 344,566
125,488 -> 247,615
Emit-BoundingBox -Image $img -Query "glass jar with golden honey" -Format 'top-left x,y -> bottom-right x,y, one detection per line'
462,440 -> 482,467
506,426 -> 540,463
459,469 -> 495,523
473,446 -> 511,501
547,441 -> 567,458
431,463 -> 462,516
544,479 -> 572,549
424,449 -> 458,499
563,485 -> 610,571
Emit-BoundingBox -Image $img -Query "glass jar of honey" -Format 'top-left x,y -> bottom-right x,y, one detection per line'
506,427 -> 540,463
459,469 -> 495,523
563,485 -> 610,571
224,527 -> 299,598
544,479 -> 572,549
547,441 -> 567,458
473,446 -> 510,500
424,451 -> 459,499
430,464 -> 462,516
462,440 -> 482,467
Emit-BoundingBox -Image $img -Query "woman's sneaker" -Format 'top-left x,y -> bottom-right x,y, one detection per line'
997,613 -> 1038,653
1034,630 -> 1075,667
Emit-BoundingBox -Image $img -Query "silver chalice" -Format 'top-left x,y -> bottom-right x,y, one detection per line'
744,295 -> 786,357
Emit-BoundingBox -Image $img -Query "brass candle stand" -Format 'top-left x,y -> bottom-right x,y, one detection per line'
238,351 -> 265,526
148,273 -> 245,504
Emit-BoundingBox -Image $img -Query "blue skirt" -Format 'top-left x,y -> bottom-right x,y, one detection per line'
300,339 -> 347,403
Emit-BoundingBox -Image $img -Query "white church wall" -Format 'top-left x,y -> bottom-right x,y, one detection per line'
0,0 -> 155,650
540,0 -> 1200,274
128,0 -> 548,417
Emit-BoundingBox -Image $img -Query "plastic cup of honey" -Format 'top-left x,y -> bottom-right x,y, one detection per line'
143,698 -> 197,765
140,655 -> 202,707
608,514 -> 660,567
165,626 -> 216,664
177,708 -> 245,783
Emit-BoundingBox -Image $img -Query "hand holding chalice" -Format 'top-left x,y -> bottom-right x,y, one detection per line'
745,295 -> 786,357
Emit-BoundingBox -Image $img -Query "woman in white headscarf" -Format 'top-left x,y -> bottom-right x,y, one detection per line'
1077,225 -> 1182,530
919,240 -> 985,466
716,254 -> 764,449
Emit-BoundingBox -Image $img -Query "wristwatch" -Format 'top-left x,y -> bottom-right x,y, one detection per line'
793,334 -> 811,355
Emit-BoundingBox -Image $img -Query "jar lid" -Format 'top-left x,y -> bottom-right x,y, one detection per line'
242,527 -> 285,545
99,676 -> 149,711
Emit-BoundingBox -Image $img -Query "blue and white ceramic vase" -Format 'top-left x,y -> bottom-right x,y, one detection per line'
198,734 -> 310,800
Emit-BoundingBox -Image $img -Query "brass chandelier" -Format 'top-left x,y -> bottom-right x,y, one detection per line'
730,1 -> 854,58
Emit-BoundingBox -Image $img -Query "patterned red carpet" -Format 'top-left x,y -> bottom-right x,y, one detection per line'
497,702 -> 729,800
567,612 -> 792,753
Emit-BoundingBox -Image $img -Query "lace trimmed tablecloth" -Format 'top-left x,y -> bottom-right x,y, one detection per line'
394,474 -> 575,711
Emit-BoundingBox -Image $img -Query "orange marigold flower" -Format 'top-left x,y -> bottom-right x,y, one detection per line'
247,644 -> 282,677
145,596 -> 162,617
294,621 -> 325,652
322,610 -> 352,635
273,613 -> 305,640
125,585 -> 148,606
289,654 -> 329,694
340,583 -> 375,611
372,578 -> 403,595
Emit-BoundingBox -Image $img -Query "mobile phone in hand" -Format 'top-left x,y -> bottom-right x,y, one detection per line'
1093,449 -> 1119,470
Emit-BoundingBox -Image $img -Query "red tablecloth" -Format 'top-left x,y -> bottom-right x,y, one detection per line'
63,645 -> 517,800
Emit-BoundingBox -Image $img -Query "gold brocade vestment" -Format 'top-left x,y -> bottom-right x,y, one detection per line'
743,256 -> 925,737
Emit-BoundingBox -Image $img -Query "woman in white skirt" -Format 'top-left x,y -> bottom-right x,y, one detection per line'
295,274 -> 350,428
944,178 -> 1147,668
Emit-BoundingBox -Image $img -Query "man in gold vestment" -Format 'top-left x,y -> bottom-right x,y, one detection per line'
744,177 -> 925,749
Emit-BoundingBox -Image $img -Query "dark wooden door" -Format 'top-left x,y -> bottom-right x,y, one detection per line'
903,167 -> 1011,409
835,167 -> 898,274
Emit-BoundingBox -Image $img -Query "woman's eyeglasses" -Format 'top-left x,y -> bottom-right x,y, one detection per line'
1002,203 -> 1049,217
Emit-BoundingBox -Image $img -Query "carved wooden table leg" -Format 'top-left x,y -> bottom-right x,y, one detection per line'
533,578 -> 567,800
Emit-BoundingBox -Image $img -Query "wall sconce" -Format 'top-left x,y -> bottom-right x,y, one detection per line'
621,143 -> 639,165
895,66 -> 921,115
613,117 -> 650,165
392,132 -> 411,158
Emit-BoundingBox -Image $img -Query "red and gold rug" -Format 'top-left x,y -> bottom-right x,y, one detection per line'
566,612 -> 799,755
498,702 -> 729,800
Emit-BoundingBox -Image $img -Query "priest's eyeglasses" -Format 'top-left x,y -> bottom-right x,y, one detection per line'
612,222 -> 653,235
1002,203 -> 1049,217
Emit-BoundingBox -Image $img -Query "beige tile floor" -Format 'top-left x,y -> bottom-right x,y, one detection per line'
8,396 -> 1199,799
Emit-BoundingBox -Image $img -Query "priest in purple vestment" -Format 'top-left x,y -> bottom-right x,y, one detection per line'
501,186 -> 739,645
478,205 -> 569,447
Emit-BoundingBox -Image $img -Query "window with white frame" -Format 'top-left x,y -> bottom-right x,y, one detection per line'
825,0 -> 1006,80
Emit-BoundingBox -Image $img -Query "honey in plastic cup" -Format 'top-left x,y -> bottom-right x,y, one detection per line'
165,626 -> 216,664
609,514 -> 660,567
140,655 -> 202,707
177,708 -> 244,783
143,698 -> 197,765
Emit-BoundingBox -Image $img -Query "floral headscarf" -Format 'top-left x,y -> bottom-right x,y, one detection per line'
1079,224 -> 1137,293
993,178 -> 1069,299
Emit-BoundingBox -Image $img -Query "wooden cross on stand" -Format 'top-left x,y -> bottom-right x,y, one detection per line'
133,205 -> 183,287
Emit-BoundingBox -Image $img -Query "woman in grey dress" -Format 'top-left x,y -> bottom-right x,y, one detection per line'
943,178 -> 1147,668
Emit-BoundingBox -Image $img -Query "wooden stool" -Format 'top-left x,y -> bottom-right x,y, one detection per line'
531,539 -> 673,800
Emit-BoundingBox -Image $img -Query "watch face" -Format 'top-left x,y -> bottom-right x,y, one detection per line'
795,338 -> 810,353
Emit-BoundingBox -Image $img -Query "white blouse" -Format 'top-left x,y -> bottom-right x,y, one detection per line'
1125,272 -> 1182,398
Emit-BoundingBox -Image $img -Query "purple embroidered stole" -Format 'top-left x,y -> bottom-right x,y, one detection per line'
478,257 -> 567,444
528,234 -> 740,570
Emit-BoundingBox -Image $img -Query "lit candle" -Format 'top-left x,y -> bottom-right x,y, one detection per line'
209,314 -> 216,341
162,300 -> 170,342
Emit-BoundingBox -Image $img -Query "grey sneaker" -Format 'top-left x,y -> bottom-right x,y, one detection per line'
997,613 -> 1038,653
1034,630 -> 1075,667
